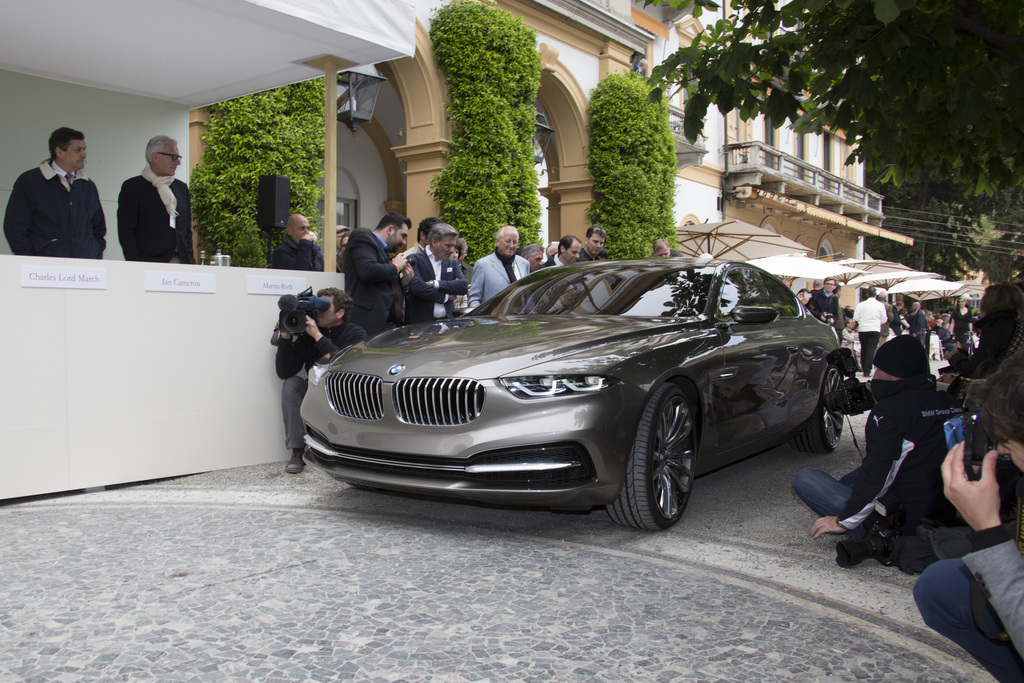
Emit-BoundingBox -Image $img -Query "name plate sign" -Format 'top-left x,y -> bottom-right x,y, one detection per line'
247,275 -> 308,295
21,265 -> 107,289
145,271 -> 216,293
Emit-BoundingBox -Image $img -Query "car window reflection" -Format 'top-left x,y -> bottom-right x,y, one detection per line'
717,268 -> 799,320
477,265 -> 716,318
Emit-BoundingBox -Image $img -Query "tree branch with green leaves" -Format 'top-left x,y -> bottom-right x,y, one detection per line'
649,0 -> 1024,193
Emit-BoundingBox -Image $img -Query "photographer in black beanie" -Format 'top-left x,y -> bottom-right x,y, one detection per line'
793,335 -> 962,540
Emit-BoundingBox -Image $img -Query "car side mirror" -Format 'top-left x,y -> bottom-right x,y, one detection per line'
730,306 -> 779,324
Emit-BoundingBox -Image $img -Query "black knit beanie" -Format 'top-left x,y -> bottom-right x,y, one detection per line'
873,334 -> 929,377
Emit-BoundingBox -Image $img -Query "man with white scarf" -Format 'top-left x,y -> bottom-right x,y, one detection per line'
117,135 -> 193,263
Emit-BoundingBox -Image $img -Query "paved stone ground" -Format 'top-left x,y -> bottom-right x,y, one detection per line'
0,360 -> 991,681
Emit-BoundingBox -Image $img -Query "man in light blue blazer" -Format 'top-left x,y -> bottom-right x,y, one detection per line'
468,225 -> 531,308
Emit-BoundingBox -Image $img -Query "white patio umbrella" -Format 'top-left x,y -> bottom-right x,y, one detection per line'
887,278 -> 963,300
835,258 -> 918,273
832,259 -> 922,285
746,254 -> 866,281
951,280 -> 986,298
845,269 -> 938,289
675,220 -> 811,260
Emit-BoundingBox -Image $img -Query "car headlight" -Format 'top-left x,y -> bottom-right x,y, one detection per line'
500,375 -> 615,399
307,349 -> 349,387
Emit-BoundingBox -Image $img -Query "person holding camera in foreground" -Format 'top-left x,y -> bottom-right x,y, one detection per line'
274,288 -> 366,473
914,359 -> 1024,682
793,335 -> 962,541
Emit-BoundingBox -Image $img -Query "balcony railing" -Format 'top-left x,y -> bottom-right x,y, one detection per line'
725,141 -> 884,223
669,105 -> 707,169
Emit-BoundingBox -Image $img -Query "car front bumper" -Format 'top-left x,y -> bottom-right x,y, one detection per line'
300,376 -> 642,507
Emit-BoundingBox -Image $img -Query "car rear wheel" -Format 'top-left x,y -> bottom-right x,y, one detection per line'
790,364 -> 843,453
607,383 -> 696,530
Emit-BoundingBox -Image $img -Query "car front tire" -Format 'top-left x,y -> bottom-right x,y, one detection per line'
607,383 -> 697,530
790,364 -> 843,453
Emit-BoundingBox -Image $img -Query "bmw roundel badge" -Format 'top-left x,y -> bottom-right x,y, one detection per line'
388,364 -> 405,376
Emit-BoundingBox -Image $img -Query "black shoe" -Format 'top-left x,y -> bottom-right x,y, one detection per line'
286,451 -> 305,474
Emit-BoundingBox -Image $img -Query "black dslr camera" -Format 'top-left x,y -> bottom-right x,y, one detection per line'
835,493 -> 906,567
823,348 -> 875,416
277,287 -> 331,335
945,411 -> 1005,481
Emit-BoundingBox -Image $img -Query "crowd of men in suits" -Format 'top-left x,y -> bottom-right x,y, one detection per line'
271,213 -> 622,337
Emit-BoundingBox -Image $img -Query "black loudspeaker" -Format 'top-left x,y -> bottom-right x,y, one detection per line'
256,175 -> 289,230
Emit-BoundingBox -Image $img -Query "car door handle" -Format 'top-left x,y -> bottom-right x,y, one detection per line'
709,366 -> 738,380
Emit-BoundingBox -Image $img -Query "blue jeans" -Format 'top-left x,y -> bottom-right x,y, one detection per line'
792,467 -> 866,538
915,558 -> 1024,682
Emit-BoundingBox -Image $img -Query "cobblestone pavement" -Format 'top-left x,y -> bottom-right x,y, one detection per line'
0,362 -> 990,681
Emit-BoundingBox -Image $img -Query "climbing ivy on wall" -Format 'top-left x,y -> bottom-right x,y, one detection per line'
191,79 -> 324,268
587,72 -> 676,259
430,0 -> 542,263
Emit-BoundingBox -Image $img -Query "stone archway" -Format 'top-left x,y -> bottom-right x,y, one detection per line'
379,20 -> 451,229
537,43 -> 593,243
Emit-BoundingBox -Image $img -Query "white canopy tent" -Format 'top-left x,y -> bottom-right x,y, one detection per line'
0,0 -> 416,108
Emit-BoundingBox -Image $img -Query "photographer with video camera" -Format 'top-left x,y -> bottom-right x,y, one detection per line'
793,335 -> 962,551
273,287 -> 366,473
914,358 -> 1024,682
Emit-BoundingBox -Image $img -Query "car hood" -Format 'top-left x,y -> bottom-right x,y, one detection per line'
331,315 -> 706,379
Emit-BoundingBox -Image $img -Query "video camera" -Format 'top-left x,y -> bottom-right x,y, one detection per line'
822,348 -> 875,416
278,287 -> 331,335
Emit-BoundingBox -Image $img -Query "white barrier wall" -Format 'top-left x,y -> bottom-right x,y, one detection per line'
0,254 -> 344,500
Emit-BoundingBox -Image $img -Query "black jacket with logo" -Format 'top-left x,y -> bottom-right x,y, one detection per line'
839,374 -> 962,535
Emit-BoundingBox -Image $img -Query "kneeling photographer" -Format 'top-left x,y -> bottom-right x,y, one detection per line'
914,357 -> 1024,682
274,287 -> 366,473
793,335 -> 962,555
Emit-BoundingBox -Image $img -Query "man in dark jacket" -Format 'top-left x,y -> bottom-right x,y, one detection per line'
272,214 -> 323,271
907,300 -> 928,347
405,222 -> 468,323
344,212 -> 411,336
117,135 -> 193,263
4,127 -> 105,258
274,287 -> 366,473
793,335 -> 962,539
576,225 -> 606,262
808,276 -> 845,336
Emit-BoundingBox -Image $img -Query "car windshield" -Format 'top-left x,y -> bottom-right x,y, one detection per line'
474,263 -> 717,318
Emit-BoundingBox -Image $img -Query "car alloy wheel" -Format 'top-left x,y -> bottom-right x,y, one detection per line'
821,365 -> 843,449
790,363 -> 844,453
607,383 -> 696,530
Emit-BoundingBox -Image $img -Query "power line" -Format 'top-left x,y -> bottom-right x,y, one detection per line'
885,206 -> 1024,236
873,227 -> 1023,256
883,211 -> 1024,237
874,218 -> 1023,255
885,204 -> 1024,228
880,216 -> 1024,248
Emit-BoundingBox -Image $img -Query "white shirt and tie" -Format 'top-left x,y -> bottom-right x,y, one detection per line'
426,249 -> 449,319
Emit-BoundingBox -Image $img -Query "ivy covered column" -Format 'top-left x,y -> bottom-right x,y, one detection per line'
429,0 -> 542,263
587,72 -> 676,259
